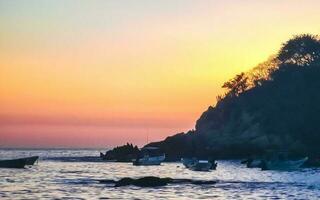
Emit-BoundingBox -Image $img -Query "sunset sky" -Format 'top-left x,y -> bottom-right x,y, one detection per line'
1,0 -> 320,148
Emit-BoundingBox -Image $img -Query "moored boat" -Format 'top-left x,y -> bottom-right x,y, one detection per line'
24,156 -> 39,165
0,158 -> 27,169
261,157 -> 308,171
189,160 -> 212,171
182,158 -> 217,171
133,147 -> 165,166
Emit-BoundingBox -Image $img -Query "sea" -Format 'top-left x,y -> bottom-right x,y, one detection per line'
0,149 -> 319,200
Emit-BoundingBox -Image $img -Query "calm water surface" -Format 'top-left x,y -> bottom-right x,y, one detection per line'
0,149 -> 319,199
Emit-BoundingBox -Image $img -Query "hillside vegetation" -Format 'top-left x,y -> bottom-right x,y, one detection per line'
147,34 -> 320,160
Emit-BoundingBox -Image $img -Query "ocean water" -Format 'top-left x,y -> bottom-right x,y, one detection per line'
0,149 -> 320,199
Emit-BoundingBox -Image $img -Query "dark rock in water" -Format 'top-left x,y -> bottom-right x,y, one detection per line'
115,176 -> 172,187
101,143 -> 140,162
99,176 -> 217,187
98,179 -> 116,184
99,177 -> 171,187
115,177 -> 135,187
190,180 -> 217,185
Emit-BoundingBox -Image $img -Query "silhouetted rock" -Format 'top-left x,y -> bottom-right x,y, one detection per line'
115,177 -> 172,187
101,143 -> 140,162
98,176 -> 217,187
145,34 -> 320,160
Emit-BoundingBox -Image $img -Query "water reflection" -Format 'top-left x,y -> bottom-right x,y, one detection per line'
0,150 -> 319,199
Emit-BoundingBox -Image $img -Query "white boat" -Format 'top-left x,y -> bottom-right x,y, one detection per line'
261,157 -> 308,171
133,147 -> 165,166
181,158 -> 217,171
189,160 -> 212,171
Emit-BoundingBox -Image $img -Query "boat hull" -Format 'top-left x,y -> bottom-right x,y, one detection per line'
133,155 -> 165,166
25,156 -> 39,165
0,158 -> 27,169
182,158 -> 217,171
189,161 -> 212,172
262,157 -> 308,171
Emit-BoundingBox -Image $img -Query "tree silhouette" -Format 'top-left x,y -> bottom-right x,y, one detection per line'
278,34 -> 320,66
222,72 -> 248,97
247,56 -> 279,87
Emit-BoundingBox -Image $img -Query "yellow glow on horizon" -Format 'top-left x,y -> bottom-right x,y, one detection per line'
1,0 -> 320,147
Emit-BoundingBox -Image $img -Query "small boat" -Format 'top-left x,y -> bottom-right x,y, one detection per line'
181,158 -> 197,168
189,160 -> 212,171
246,159 -> 263,168
133,147 -> 165,166
24,156 -> 39,165
0,158 -> 27,169
261,157 -> 308,171
181,158 -> 217,171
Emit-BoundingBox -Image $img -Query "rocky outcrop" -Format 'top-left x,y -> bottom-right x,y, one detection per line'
145,34 -> 320,160
99,176 -> 217,187
101,143 -> 140,162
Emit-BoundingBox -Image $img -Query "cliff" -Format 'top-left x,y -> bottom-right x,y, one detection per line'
146,34 -> 320,160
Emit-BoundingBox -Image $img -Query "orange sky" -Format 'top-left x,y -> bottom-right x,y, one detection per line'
1,0 -> 320,147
